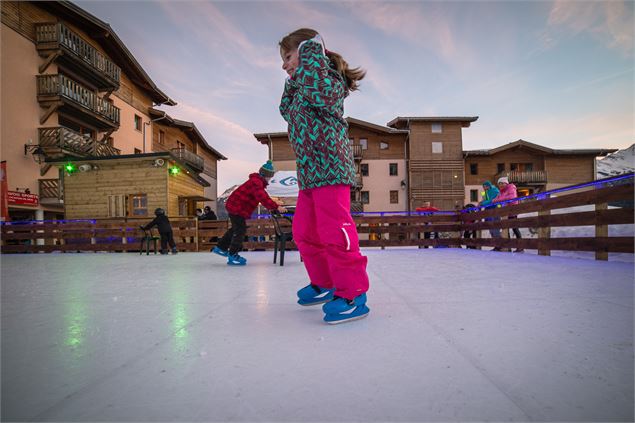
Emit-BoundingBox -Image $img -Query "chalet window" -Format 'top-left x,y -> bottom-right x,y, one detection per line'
129,193 -> 148,216
470,189 -> 479,202
361,163 -> 369,177
359,138 -> 368,150
525,163 -> 534,171
158,130 -> 165,145
389,163 -> 398,176
431,123 -> 442,133
497,163 -> 505,173
361,191 -> 370,204
469,163 -> 478,175
510,163 -> 518,171
134,115 -> 142,131
432,142 -> 442,154
390,190 -> 398,204
380,141 -> 389,150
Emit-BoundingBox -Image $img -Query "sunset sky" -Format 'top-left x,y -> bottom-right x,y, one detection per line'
76,0 -> 634,190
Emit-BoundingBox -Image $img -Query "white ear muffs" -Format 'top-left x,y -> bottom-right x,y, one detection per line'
298,34 -> 326,56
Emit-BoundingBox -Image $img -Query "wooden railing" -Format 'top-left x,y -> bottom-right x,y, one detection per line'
170,148 -> 204,171
3,176 -> 633,259
38,127 -> 120,157
496,170 -> 547,184
352,144 -> 363,159
38,179 -> 62,203
37,74 -> 120,125
35,23 -> 121,86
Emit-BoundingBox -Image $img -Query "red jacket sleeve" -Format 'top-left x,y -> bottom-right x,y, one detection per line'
254,186 -> 279,211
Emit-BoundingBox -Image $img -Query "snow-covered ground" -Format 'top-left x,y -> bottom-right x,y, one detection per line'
1,249 -> 633,422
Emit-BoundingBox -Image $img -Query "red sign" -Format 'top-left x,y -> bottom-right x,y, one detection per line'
8,191 -> 39,206
1,161 -> 7,220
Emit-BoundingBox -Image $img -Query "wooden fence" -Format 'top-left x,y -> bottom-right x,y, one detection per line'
2,177 -> 633,260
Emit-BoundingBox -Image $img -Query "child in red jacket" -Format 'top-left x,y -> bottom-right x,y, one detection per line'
213,161 -> 286,265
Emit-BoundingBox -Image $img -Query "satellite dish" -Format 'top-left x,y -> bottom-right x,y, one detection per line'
153,158 -> 165,167
78,164 -> 92,172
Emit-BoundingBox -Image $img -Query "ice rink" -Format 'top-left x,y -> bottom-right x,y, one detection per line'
1,248 -> 633,422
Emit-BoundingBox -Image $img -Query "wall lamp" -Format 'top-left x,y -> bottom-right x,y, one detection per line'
24,144 -> 46,164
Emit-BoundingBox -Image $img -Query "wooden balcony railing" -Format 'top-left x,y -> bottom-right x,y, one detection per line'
35,23 -> 121,87
354,174 -> 363,188
352,144 -> 363,159
496,170 -> 547,184
37,74 -> 120,125
170,148 -> 204,172
38,127 -> 121,157
38,179 -> 63,203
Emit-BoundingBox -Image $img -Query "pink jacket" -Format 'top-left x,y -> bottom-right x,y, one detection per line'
493,183 -> 519,205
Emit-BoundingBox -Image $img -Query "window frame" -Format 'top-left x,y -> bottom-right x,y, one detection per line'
134,114 -> 142,132
470,163 -> 478,175
389,163 -> 398,176
360,163 -> 369,177
389,190 -> 399,204
432,142 -> 443,154
128,193 -> 148,217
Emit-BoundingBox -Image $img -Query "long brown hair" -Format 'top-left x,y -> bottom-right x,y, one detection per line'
279,28 -> 366,91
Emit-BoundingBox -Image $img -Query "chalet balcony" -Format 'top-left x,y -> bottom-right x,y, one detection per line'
170,148 -> 204,172
496,170 -> 547,185
35,23 -> 121,90
37,74 -> 120,129
350,201 -> 364,213
353,174 -> 364,188
352,144 -> 363,160
39,178 -> 63,204
39,127 -> 121,159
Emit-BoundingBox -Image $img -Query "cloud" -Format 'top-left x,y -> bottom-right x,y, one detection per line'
546,0 -> 633,56
467,110 -> 634,151
343,2 -> 476,73
157,1 -> 279,69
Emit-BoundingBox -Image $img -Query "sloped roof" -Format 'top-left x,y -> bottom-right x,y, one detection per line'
387,116 -> 479,129
253,117 -> 408,145
464,139 -> 617,157
149,109 -> 227,160
38,1 -> 176,105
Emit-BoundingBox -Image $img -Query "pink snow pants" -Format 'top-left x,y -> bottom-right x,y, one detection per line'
292,184 -> 369,300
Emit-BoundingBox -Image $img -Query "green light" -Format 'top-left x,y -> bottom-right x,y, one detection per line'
169,166 -> 180,175
65,163 -> 76,173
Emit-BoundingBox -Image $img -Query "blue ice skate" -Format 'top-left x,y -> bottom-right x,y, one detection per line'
227,253 -> 247,266
297,284 -> 335,306
323,293 -> 369,324
212,246 -> 229,257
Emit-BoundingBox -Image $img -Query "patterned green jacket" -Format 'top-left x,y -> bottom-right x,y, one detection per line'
279,40 -> 355,191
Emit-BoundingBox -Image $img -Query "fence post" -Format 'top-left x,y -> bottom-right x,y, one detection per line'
538,194 -> 551,256
595,201 -> 608,261
501,214 -> 511,252
195,218 -> 199,252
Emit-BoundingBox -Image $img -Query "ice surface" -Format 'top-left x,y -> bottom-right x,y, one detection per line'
1,249 -> 633,421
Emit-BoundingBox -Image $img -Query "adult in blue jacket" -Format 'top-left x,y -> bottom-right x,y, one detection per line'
479,181 -> 502,247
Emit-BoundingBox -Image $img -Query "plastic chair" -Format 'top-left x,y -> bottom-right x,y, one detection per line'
139,227 -> 160,255
271,212 -> 294,266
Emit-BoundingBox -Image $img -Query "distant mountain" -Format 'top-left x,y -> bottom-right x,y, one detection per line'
597,144 -> 635,178
216,185 -> 239,219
